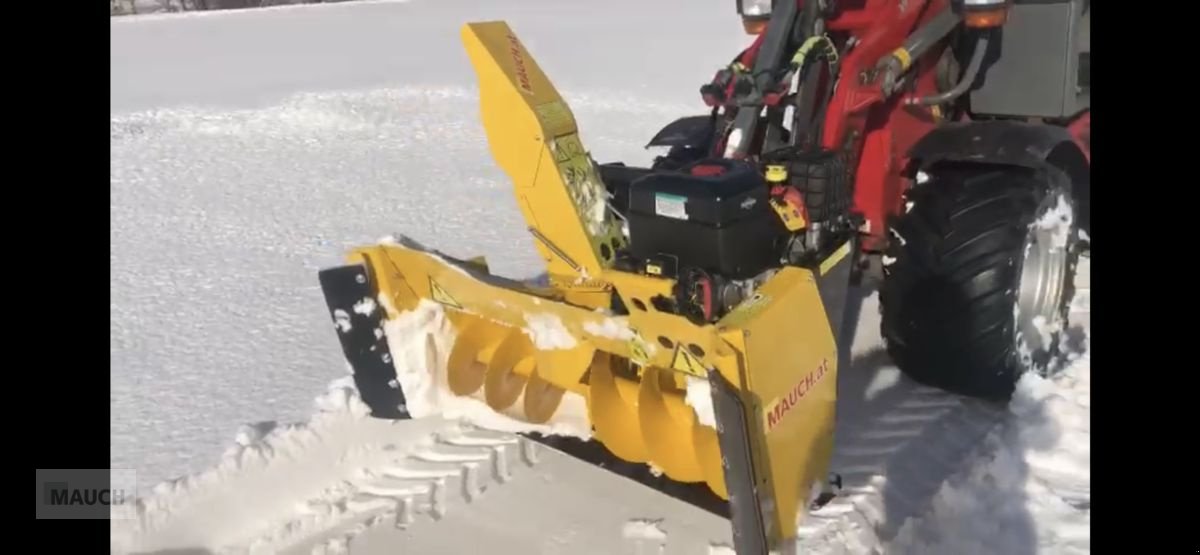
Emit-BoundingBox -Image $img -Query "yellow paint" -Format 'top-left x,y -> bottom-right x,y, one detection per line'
892,47 -> 913,70
819,241 -> 852,276
765,165 -> 788,183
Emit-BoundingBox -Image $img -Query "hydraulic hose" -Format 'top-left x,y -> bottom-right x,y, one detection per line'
906,33 -> 989,107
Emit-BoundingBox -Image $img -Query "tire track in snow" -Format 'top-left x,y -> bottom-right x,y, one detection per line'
109,380 -> 546,555
258,429 -> 543,554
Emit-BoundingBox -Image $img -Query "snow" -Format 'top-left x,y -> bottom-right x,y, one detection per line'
888,353 -> 1091,554
622,518 -> 668,542
684,376 -> 717,429
582,316 -> 635,341
522,312 -> 579,350
333,309 -> 352,332
862,366 -> 901,401
1034,193 -> 1075,251
622,518 -> 669,555
383,299 -> 592,438
352,297 -> 377,316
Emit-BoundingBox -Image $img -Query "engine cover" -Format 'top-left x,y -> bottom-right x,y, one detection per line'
627,159 -> 786,280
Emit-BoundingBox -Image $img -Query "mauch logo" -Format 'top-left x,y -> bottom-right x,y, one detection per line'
506,33 -> 534,95
764,358 -> 831,432
36,469 -> 137,520
44,482 -> 127,506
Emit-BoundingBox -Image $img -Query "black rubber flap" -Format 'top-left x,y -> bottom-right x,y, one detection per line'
318,264 -> 409,420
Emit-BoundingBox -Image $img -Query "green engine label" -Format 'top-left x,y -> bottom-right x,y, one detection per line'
654,193 -> 688,220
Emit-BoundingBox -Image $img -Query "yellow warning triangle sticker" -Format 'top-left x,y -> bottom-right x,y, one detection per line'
428,277 -> 462,309
671,345 -> 706,377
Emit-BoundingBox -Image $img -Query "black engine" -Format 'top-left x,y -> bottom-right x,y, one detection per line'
599,149 -> 857,324
627,159 -> 785,280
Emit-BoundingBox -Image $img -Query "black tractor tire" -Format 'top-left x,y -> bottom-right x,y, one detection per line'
879,163 -> 1081,401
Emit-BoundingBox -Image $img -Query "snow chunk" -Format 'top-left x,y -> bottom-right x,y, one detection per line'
333,309 -> 351,333
863,367 -> 901,401
882,255 -> 897,267
352,297 -> 377,316
313,376 -> 372,418
1031,314 -> 1062,352
1033,194 -> 1074,251
622,518 -> 668,542
232,421 -> 276,448
583,317 -> 635,341
523,313 -> 578,350
685,376 -> 717,429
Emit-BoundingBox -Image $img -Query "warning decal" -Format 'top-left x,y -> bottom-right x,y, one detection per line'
670,345 -> 706,377
429,277 -> 462,309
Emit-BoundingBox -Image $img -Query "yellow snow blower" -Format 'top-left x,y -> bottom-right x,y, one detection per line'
319,20 -> 855,553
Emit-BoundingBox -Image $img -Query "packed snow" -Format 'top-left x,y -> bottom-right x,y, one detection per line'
621,518 -> 668,542
111,1 -> 1089,553
684,375 -> 718,429
582,316 -> 636,341
382,299 -> 592,437
523,312 -> 579,350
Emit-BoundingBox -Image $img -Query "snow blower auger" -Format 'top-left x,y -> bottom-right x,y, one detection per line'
318,20 -> 855,553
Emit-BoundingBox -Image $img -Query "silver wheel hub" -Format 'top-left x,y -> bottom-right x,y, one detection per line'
1014,193 -> 1074,371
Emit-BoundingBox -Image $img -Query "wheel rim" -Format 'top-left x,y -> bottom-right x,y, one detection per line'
1014,193 -> 1073,364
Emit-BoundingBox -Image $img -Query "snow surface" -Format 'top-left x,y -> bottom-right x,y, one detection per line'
112,1 -> 1089,552
111,0 -> 746,488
